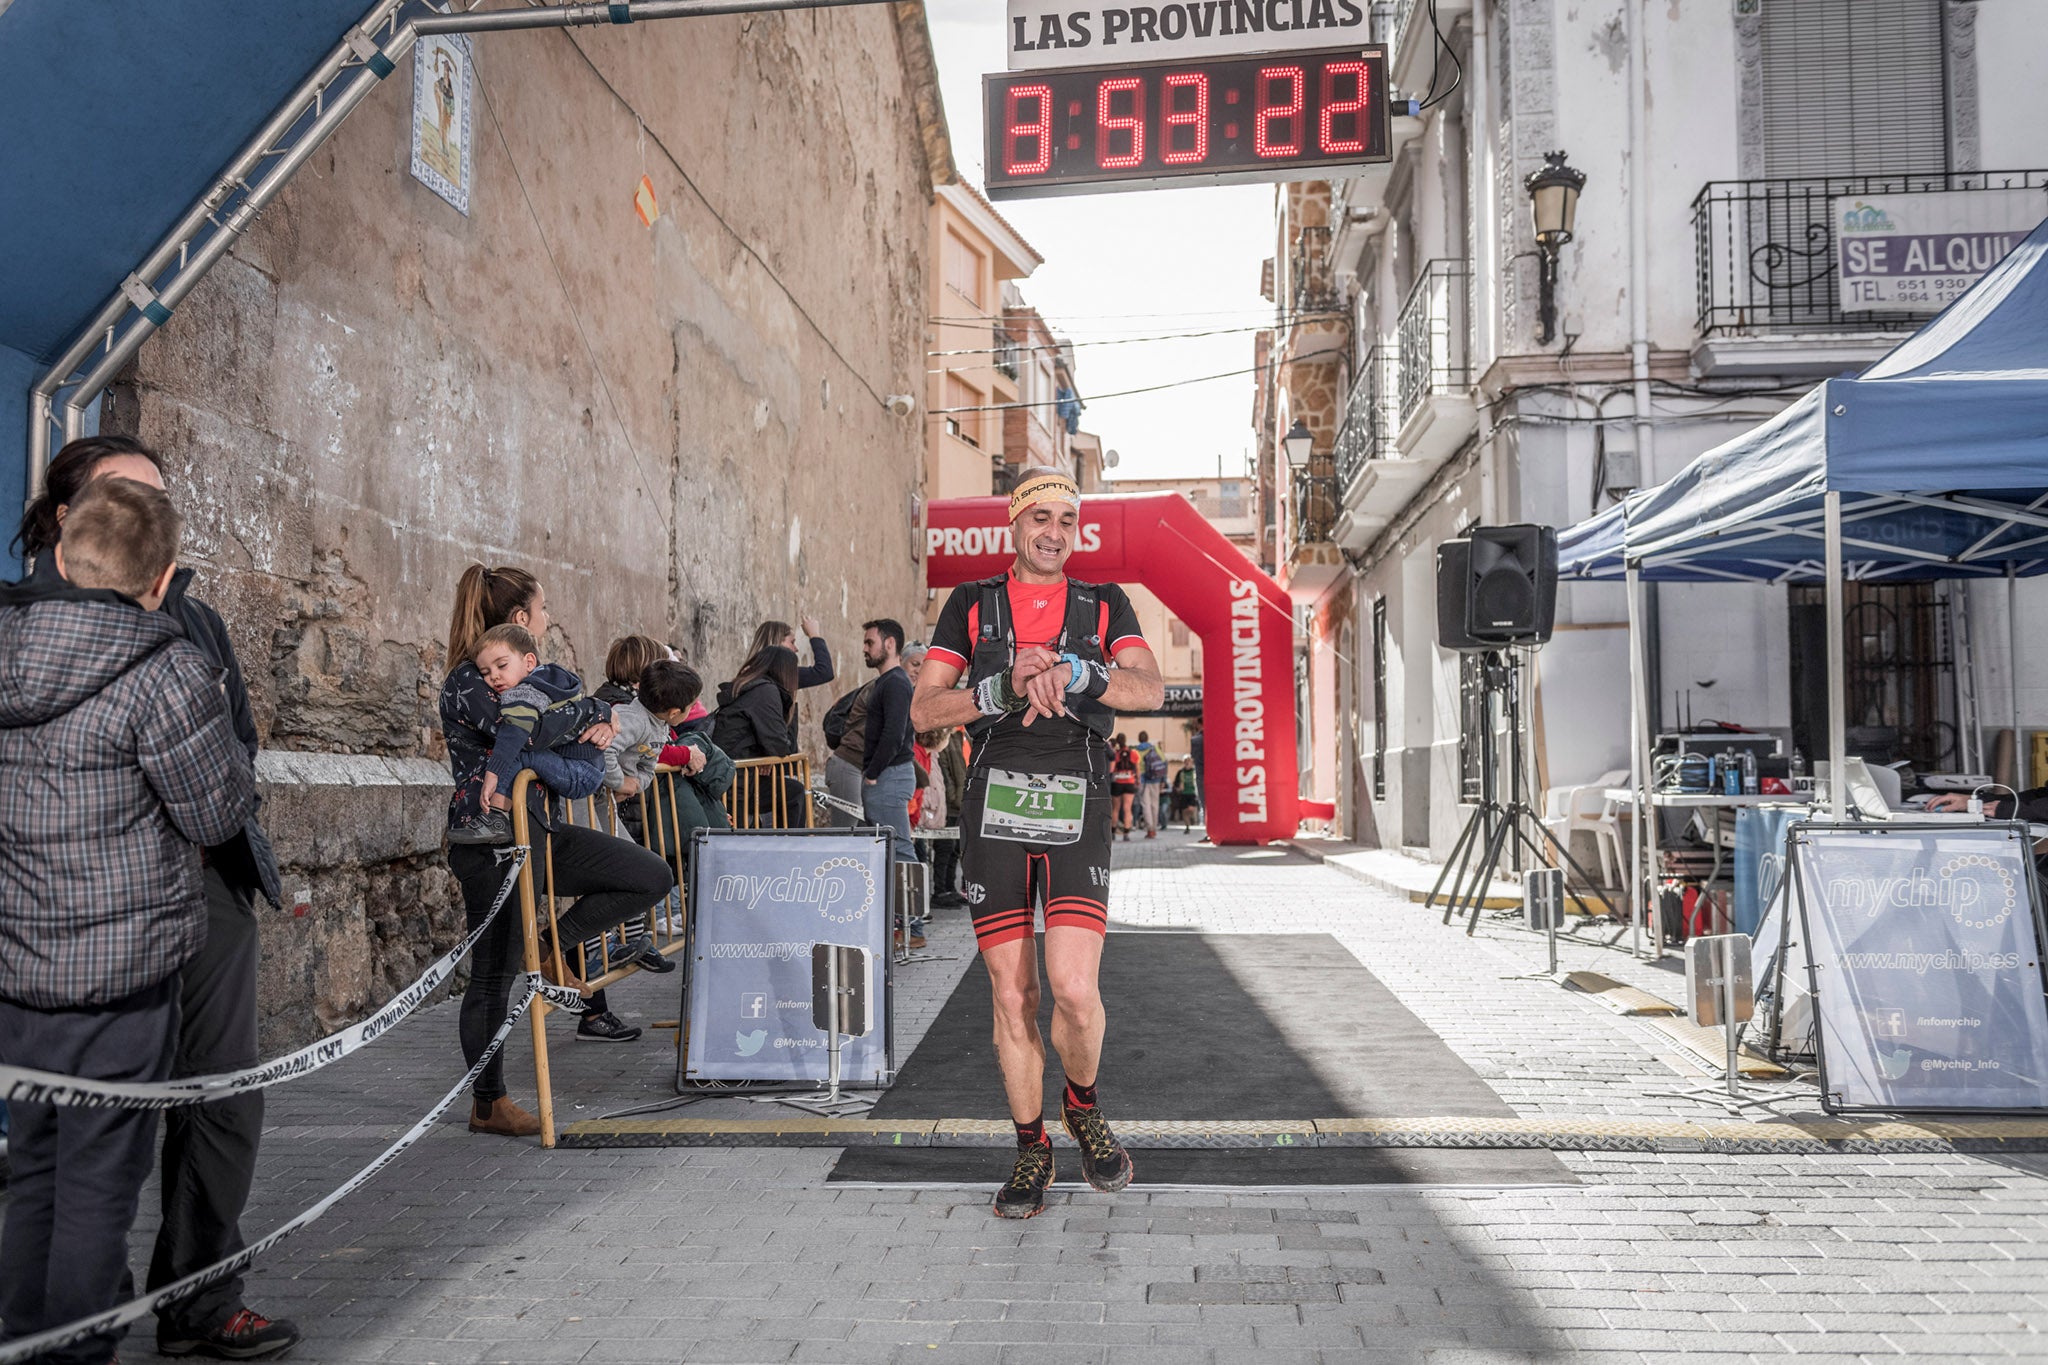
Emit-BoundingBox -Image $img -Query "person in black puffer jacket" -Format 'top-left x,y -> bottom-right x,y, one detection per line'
712,645 -> 805,825
0,478 -> 258,1365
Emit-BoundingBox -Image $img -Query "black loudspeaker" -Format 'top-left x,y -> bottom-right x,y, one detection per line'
1435,538 -> 1489,651
1464,524 -> 1557,645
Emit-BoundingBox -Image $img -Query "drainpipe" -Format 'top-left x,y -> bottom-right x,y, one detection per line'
1468,0 -> 1492,376
1625,0 -> 1657,748
1626,0 -> 1653,474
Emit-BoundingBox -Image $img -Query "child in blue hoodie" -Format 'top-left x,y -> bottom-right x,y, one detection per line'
450,623 -> 610,846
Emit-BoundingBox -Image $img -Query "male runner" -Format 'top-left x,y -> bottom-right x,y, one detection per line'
913,467 -> 1163,1218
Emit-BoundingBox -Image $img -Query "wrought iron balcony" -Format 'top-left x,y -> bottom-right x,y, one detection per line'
1396,258 -> 1472,426
1291,470 -> 1340,549
994,324 -> 1021,380
1291,224 -> 1343,317
1333,344 -> 1394,493
1692,170 -> 2048,337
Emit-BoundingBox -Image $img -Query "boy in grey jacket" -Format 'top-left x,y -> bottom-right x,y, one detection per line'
0,477 -> 257,1365
605,660 -> 737,848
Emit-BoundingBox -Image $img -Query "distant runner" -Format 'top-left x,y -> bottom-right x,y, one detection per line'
913,467 -> 1164,1218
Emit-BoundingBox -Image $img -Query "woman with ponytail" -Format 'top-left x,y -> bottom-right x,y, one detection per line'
438,564 -> 675,1135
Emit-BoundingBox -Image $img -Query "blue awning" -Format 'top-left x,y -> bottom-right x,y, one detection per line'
1559,213 -> 2048,585
0,0 -> 382,571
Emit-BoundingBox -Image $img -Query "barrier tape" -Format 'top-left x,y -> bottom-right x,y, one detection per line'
0,846 -> 565,1111
0,968 -> 563,1365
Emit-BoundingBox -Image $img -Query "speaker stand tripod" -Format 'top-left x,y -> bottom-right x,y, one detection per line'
1428,650 -> 1609,936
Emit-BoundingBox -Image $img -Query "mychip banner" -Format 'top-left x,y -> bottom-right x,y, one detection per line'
1790,822 -> 2048,1113
681,830 -> 893,1085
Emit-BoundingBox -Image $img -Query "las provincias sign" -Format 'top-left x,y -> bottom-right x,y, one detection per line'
1005,0 -> 1376,69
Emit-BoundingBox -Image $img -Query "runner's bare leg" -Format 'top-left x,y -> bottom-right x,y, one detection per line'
1043,925 -> 1106,1088
984,936 -> 1047,1121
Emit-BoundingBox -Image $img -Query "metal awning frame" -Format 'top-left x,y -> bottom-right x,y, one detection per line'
24,0 -> 890,504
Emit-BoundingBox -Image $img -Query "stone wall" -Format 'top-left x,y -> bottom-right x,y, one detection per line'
101,10 -> 942,1048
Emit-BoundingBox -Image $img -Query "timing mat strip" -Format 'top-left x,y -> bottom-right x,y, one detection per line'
556,1113 -> 2048,1154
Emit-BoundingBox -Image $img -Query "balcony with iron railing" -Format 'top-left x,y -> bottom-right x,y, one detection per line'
1333,344 -> 1393,495
1396,258 -> 1472,423
1290,224 -> 1343,319
1388,257 -> 1476,472
1691,169 -> 2048,375
1291,469 -> 1340,550
994,323 -> 1021,380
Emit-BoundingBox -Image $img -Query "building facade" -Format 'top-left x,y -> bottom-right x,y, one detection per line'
81,7 -> 951,1045
1256,0 -> 2047,855
926,182 -> 1042,502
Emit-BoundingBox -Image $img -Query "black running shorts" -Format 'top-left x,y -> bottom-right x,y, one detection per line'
958,773 -> 1113,951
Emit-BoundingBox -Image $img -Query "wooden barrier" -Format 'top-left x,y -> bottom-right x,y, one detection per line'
722,754 -> 815,830
506,770 -> 695,1148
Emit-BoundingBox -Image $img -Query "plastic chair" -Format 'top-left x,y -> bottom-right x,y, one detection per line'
1542,768 -> 1629,887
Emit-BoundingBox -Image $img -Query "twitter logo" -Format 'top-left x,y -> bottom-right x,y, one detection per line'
736,1029 -> 768,1057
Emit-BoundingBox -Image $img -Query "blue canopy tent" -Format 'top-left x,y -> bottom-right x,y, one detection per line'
1555,213 -> 2048,953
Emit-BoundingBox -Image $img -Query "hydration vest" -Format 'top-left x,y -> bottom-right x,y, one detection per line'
965,574 -> 1116,745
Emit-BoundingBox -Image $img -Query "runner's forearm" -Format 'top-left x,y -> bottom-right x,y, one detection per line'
912,682 -> 983,732
1098,659 -> 1164,713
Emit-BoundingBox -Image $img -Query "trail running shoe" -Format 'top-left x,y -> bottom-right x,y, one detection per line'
992,1141 -> 1056,1219
1063,1103 -> 1134,1193
158,1307 -> 301,1359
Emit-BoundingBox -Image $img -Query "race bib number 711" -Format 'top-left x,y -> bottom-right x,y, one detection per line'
981,769 -> 1087,845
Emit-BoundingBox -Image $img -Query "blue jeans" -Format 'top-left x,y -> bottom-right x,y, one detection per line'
864,762 -> 921,930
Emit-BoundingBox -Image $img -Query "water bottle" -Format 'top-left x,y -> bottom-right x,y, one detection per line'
1741,751 -> 1758,795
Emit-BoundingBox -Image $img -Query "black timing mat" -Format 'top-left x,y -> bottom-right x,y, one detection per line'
830,932 -> 1572,1185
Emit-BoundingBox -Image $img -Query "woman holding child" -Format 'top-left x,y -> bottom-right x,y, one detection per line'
439,565 -> 674,1136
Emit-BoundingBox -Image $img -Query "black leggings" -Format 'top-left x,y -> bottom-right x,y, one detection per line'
448,822 -> 675,1102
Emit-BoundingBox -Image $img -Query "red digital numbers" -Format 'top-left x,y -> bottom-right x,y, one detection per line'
986,48 -> 1387,197
1161,72 -> 1209,165
1254,65 -> 1305,159
1096,77 -> 1145,169
1004,83 -> 1052,176
1319,61 -> 1370,156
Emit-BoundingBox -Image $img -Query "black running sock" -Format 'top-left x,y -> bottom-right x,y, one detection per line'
1015,1116 -> 1048,1148
1064,1079 -> 1097,1111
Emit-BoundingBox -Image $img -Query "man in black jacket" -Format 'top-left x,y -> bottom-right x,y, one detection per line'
13,436 -> 299,1359
0,478 -> 259,1365
861,619 -> 920,945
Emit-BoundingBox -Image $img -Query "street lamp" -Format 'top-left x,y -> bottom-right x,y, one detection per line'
1524,149 -> 1586,346
1282,418 -> 1314,469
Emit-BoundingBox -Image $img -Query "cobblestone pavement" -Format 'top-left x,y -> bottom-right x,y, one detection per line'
66,831 -> 2048,1362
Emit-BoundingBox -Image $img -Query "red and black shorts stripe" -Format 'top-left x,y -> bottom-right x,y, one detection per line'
958,777 -> 1113,952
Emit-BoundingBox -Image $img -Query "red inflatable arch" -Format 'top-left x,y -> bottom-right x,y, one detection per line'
925,493 -> 1299,846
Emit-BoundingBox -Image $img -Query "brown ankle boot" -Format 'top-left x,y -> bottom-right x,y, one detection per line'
469,1096 -> 543,1137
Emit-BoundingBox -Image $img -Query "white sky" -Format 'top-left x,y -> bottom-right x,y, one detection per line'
923,1 -> 1275,484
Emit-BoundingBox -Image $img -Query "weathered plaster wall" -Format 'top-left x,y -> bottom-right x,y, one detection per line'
105,11 -> 936,1048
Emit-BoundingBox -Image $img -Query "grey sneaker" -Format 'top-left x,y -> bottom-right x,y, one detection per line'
448,809 -> 513,846
576,1010 -> 643,1043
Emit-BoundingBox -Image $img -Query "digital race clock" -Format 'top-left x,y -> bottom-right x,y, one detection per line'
983,45 -> 1389,200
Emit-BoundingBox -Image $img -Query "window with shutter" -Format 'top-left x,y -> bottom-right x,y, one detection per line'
1758,0 -> 1947,178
